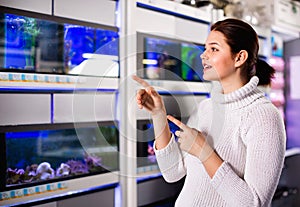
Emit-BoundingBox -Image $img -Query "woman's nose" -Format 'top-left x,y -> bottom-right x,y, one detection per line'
200,51 -> 207,60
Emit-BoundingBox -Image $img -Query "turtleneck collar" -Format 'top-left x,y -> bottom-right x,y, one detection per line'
211,76 -> 265,110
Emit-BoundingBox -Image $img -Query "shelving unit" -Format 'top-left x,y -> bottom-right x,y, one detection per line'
0,0 -> 282,206
0,1 -> 120,206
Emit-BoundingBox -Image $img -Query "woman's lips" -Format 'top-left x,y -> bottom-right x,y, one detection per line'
203,64 -> 212,72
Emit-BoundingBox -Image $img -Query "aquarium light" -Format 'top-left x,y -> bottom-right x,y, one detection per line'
82,53 -> 119,61
142,59 -> 158,65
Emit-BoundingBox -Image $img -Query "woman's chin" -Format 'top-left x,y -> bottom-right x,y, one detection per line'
203,73 -> 214,81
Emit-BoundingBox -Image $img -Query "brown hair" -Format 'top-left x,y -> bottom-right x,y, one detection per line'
211,18 -> 274,86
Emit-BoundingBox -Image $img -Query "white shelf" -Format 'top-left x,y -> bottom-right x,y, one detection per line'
137,0 -> 211,23
145,79 -> 211,94
0,73 -> 119,91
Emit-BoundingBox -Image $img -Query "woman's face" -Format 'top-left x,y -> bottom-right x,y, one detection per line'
201,30 -> 237,82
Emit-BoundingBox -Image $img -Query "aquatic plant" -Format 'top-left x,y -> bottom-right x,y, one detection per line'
23,17 -> 40,68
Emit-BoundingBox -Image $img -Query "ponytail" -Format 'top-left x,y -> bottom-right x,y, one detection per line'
255,59 -> 275,86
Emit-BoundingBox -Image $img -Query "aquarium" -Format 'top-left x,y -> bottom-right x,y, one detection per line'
137,33 -> 204,81
0,12 -> 119,77
0,122 -> 119,191
136,119 -> 180,168
142,36 -> 181,80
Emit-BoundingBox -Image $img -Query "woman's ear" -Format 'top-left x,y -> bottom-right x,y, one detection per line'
235,50 -> 248,68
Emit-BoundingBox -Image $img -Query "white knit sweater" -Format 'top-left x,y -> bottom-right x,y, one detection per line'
154,76 -> 286,207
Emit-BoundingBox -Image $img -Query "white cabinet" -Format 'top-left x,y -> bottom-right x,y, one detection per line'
136,7 -> 176,36
53,93 -> 116,123
53,0 -> 116,26
0,94 -> 51,125
0,0 -> 52,14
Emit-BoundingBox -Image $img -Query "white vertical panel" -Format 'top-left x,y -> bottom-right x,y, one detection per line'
53,93 -> 116,123
0,94 -> 51,125
289,56 -> 300,99
54,0 -> 116,26
118,0 -> 138,206
0,0 -> 52,14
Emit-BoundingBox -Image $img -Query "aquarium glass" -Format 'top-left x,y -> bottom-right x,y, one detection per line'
138,33 -> 204,81
181,43 -> 204,81
143,37 -> 181,80
136,120 -> 180,168
4,123 -> 119,188
0,12 -> 119,77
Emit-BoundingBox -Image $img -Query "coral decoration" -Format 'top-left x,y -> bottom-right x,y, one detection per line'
6,154 -> 105,185
56,163 -> 71,177
6,168 -> 25,184
36,162 -> 55,180
66,160 -> 89,175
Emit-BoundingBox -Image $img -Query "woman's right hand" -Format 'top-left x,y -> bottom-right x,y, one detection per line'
132,75 -> 171,148
132,75 -> 166,115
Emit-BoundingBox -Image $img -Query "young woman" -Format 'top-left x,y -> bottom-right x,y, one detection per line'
133,18 -> 286,207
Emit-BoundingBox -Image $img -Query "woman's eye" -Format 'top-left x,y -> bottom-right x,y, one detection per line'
203,47 -> 218,53
211,47 -> 218,52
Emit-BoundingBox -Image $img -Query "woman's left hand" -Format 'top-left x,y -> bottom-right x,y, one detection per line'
167,115 -> 213,162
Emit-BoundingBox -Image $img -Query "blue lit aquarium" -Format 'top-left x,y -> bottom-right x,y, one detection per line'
142,36 -> 181,80
0,12 -> 119,77
0,122 -> 119,190
136,120 -> 180,168
137,33 -> 204,81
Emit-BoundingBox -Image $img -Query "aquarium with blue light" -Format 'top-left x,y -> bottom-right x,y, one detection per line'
0,122 -> 119,191
0,12 -> 119,77
142,36 -> 181,80
137,120 -> 180,168
137,33 -> 204,81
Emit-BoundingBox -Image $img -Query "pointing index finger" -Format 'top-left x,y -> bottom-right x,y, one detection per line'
132,75 -> 151,88
167,115 -> 187,130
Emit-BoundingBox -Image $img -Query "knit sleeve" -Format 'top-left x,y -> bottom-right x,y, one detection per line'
211,104 -> 286,207
153,134 -> 186,183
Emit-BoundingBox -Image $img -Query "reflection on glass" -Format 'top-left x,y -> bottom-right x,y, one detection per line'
0,13 -> 119,77
136,120 -> 180,168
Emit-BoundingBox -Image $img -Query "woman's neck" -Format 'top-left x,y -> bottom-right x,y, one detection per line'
220,76 -> 248,94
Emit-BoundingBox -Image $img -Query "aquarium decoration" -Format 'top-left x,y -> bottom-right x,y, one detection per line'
6,154 -> 106,185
